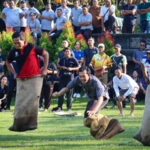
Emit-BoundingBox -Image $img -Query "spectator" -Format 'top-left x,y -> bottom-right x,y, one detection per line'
29,12 -> 41,46
113,67 -> 139,116
73,41 -> 84,65
101,0 -> 116,33
20,0 -> 28,32
0,47 -> 5,71
132,39 -> 147,78
26,1 -> 40,26
6,60 -> 17,110
0,18 -> 6,33
89,0 -> 102,34
91,43 -> 112,84
2,0 -> 23,32
49,8 -> 67,43
52,48 -> 80,112
39,61 -> 58,111
111,44 -> 127,74
3,0 -> 9,9
55,0 -> 71,20
84,37 -> 98,74
121,0 -> 137,33
71,0 -> 82,33
41,3 -> 55,33
132,70 -> 147,101
137,0 -> 150,33
0,76 -> 8,112
77,5 -> 93,40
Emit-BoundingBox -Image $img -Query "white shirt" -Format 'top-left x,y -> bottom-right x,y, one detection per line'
101,5 -> 116,22
113,73 -> 139,97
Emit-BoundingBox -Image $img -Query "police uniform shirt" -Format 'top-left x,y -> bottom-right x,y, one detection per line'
84,47 -> 98,66
59,56 -> 79,79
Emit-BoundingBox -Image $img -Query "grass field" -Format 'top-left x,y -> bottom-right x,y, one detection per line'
0,98 -> 149,150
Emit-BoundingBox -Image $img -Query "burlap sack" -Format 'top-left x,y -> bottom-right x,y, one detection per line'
84,114 -> 125,140
133,85 -> 150,146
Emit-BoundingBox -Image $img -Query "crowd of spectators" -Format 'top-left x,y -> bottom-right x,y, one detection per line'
0,0 -> 150,115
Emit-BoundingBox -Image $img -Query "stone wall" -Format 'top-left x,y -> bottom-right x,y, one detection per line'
93,33 -> 150,61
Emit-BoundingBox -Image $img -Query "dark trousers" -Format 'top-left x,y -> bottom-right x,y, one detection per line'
0,99 -> 7,110
72,25 -> 80,34
58,78 -> 73,109
104,16 -> 115,32
92,27 -> 102,34
50,30 -> 62,43
20,27 -> 26,32
39,81 -> 54,109
122,23 -> 134,33
6,78 -> 16,109
76,29 -> 92,41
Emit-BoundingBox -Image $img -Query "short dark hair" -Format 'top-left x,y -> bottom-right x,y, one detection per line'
115,66 -> 122,71
12,32 -> 24,40
64,47 -> 72,52
140,39 -> 146,45
82,5 -> 87,8
29,1 -> 34,7
79,66 -> 91,74
73,0 -> 79,3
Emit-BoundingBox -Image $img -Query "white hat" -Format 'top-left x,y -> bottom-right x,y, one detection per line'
98,43 -> 105,49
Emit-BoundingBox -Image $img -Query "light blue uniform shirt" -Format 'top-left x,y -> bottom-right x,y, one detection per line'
29,19 -> 41,34
20,7 -> 28,27
41,9 -> 55,31
71,7 -> 82,26
2,7 -> 22,27
55,6 -> 71,20
78,13 -> 93,30
56,15 -> 67,30
27,7 -> 40,26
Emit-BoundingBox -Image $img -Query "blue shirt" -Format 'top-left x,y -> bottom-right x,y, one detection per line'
41,9 -> 55,31
122,4 -> 137,25
2,7 -> 22,27
71,7 -> 82,26
73,50 -> 84,60
20,7 -> 28,27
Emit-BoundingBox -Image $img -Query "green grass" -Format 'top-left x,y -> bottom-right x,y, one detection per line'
0,98 -> 149,150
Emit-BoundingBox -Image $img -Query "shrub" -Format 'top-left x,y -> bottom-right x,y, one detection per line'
97,31 -> 115,56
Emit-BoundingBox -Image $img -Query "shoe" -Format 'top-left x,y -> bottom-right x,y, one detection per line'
52,107 -> 62,112
5,107 -> 10,110
76,94 -> 81,98
67,108 -> 72,111
73,93 -> 77,98
1,109 -> 5,112
39,107 -> 43,111
44,109 -> 48,112
82,94 -> 87,98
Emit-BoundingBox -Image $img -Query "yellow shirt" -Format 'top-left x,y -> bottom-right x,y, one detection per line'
91,53 -> 112,69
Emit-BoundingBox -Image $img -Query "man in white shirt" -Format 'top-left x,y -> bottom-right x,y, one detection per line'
101,0 -> 116,33
113,67 -> 139,116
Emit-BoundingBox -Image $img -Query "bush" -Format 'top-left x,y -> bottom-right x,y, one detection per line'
97,31 -> 115,56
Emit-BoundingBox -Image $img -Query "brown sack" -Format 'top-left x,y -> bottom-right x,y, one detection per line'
84,114 -> 125,140
133,85 -> 150,146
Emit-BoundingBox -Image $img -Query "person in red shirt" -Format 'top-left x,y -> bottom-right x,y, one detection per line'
6,32 -> 49,132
